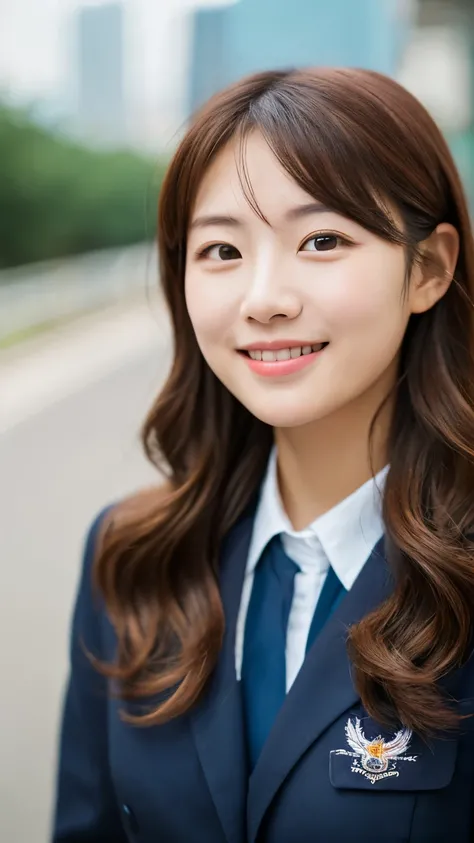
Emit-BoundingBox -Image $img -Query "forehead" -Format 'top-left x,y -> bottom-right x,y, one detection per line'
191,131 -> 315,222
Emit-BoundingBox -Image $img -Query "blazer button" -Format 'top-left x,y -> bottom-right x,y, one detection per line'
122,804 -> 139,835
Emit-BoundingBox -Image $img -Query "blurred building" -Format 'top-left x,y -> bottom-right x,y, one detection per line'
189,6 -> 228,115
400,0 -> 473,132
189,0 -> 412,113
188,0 -> 474,208
76,2 -> 126,147
399,0 -> 474,205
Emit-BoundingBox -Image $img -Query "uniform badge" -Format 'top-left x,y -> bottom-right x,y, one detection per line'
333,717 -> 418,784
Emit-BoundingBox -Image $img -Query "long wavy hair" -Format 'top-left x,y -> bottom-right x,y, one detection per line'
94,68 -> 474,734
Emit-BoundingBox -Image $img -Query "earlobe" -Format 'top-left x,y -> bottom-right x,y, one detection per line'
410,223 -> 460,315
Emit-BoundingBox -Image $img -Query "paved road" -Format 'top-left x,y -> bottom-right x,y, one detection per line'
0,301 -> 172,842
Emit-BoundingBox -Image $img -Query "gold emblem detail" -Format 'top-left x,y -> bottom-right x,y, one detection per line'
333,717 -> 418,783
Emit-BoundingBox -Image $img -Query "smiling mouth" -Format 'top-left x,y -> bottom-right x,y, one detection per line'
240,342 -> 328,362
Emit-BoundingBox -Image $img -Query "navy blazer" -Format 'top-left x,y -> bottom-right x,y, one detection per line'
52,505 -> 474,843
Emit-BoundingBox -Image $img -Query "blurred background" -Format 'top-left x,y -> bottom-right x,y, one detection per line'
0,0 -> 472,839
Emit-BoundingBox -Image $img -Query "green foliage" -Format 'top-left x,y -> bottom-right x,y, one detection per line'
0,104 -> 166,269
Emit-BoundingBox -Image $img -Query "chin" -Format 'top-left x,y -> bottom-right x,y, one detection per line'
242,399 -> 323,429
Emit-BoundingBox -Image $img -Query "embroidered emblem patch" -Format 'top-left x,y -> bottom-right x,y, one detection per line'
333,717 -> 418,784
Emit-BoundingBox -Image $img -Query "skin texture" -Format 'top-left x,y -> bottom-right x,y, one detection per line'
185,132 -> 459,528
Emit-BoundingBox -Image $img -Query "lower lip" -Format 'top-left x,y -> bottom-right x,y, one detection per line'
241,347 -> 327,377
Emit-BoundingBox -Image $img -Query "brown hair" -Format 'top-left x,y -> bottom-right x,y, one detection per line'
94,67 -> 474,734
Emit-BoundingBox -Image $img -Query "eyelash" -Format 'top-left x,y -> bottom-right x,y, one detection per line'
195,231 -> 353,260
299,232 -> 353,252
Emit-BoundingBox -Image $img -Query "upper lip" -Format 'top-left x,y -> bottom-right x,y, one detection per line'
239,340 -> 327,350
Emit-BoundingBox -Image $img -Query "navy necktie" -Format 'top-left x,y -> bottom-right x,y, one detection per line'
305,563 -> 346,653
241,535 -> 346,769
241,535 -> 299,770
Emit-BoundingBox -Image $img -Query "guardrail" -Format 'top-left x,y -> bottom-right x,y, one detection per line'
0,242 -> 159,345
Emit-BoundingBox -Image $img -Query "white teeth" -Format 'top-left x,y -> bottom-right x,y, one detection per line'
247,344 -> 327,362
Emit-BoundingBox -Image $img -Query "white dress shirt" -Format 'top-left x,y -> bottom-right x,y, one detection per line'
235,449 -> 388,691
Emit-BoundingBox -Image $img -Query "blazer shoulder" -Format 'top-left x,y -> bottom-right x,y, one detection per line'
74,484 -> 171,651
81,504 -> 116,576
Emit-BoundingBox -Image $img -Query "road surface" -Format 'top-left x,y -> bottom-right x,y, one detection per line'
0,299 -> 172,842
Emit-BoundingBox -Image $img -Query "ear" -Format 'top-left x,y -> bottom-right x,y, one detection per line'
409,223 -> 460,314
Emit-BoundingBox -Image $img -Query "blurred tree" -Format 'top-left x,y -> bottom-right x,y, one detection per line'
0,104 -> 165,269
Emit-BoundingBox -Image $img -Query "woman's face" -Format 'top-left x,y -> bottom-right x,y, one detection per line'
184,132 -> 420,428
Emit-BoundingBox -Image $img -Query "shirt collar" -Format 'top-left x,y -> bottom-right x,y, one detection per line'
246,447 -> 388,590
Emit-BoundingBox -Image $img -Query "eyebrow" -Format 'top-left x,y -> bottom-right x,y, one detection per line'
189,202 -> 334,231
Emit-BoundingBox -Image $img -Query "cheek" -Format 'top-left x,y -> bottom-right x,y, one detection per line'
184,273 -> 233,343
321,258 -> 408,340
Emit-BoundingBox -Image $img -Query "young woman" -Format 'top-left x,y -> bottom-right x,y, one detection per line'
52,68 -> 474,843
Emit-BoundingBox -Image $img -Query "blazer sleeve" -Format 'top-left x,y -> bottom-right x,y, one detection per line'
51,507 -> 128,843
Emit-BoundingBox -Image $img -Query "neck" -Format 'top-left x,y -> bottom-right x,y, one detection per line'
274,381 -> 393,530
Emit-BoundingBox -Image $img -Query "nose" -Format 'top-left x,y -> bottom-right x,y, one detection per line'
239,262 -> 303,324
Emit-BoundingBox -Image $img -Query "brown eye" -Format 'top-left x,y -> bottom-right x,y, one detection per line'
301,234 -> 340,252
201,243 -> 241,261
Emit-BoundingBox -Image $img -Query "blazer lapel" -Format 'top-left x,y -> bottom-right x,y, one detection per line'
247,537 -> 393,843
189,509 -> 254,843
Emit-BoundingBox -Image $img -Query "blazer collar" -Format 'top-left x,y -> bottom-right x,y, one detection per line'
189,507 -> 255,843
190,513 -> 395,843
247,536 -> 393,842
